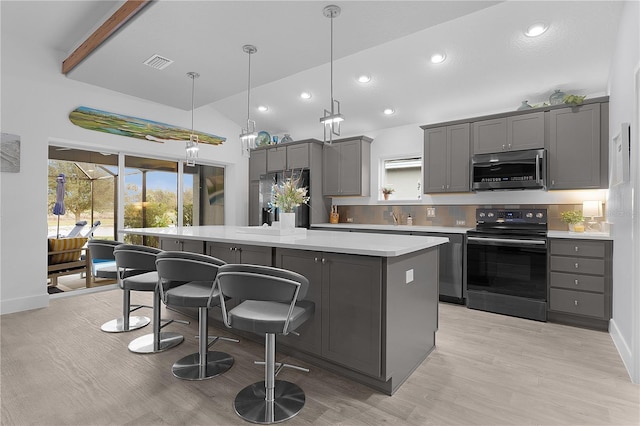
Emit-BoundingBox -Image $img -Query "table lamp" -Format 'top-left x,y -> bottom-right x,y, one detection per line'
582,200 -> 603,232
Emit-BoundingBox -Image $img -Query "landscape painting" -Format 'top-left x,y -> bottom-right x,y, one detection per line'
69,106 -> 226,146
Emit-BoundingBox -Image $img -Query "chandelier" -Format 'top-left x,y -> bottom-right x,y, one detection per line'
185,71 -> 199,166
319,5 -> 344,144
239,44 -> 258,157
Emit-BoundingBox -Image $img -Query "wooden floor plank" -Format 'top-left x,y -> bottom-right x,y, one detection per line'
1,290 -> 638,425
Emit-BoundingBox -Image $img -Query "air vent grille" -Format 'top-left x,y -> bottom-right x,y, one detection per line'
143,54 -> 174,70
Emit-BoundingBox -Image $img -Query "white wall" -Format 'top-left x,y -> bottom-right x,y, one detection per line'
606,0 -> 640,384
0,38 -> 247,314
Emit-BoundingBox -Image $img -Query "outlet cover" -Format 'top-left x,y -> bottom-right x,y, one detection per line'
427,208 -> 436,217
406,269 -> 414,284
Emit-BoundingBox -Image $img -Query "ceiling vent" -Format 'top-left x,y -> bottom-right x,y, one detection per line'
143,54 -> 174,70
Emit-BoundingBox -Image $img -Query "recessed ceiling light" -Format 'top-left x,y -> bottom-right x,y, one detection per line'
300,92 -> 312,99
257,105 -> 268,112
430,53 -> 446,64
525,23 -> 548,37
383,108 -> 395,115
357,75 -> 371,83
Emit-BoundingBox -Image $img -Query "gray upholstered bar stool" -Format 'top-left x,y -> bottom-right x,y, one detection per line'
89,240 -> 151,333
216,264 -> 315,424
156,251 -> 238,380
113,244 -> 186,354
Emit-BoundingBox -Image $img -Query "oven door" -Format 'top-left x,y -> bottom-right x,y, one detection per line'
466,234 -> 548,320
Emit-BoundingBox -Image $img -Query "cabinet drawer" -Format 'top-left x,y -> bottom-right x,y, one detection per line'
549,272 -> 605,293
550,240 -> 605,257
549,288 -> 605,318
550,256 -> 604,275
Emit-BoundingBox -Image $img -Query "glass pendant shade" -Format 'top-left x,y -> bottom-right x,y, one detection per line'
240,44 -> 258,157
320,5 -> 343,144
186,72 -> 199,166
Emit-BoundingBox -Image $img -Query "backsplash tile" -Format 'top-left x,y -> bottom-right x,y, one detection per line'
335,204 -> 605,231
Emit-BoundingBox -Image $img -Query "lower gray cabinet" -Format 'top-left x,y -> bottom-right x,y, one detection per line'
548,238 -> 612,330
274,248 -> 383,378
159,238 -> 204,253
206,242 -> 272,265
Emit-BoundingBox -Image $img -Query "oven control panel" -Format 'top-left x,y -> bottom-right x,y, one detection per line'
476,208 -> 547,225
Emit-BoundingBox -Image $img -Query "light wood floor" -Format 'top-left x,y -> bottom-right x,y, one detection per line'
1,290 -> 638,425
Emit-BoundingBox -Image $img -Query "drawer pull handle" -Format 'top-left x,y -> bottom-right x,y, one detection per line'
314,257 -> 319,263
575,246 -> 579,252
574,300 -> 579,306
575,263 -> 579,269
574,279 -> 579,285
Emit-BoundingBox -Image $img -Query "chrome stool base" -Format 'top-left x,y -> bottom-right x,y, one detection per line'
234,380 -> 305,424
128,331 -> 184,354
100,316 -> 150,333
172,351 -> 234,380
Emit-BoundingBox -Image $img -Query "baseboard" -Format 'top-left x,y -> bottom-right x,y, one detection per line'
609,318 -> 637,383
0,293 -> 49,315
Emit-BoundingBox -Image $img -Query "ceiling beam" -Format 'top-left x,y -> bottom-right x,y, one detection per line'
62,0 -> 152,75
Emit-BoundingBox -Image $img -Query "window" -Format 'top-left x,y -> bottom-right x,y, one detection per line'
380,157 -> 422,200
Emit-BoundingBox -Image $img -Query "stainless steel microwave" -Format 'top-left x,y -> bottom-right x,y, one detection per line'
471,148 -> 546,191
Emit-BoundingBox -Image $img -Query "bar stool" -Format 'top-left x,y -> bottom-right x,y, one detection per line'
113,244 -> 186,354
216,264 -> 315,424
156,251 -> 238,380
90,240 -> 151,333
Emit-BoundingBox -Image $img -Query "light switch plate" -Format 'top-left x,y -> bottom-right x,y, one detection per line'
406,269 -> 414,284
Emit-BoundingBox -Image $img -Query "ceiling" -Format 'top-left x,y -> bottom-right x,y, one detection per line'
2,1 -> 625,142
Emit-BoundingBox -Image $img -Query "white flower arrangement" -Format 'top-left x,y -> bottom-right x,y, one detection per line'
272,173 -> 310,213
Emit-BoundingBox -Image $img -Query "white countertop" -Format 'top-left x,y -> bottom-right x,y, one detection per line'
311,223 -> 472,234
547,230 -> 613,240
122,226 -> 449,257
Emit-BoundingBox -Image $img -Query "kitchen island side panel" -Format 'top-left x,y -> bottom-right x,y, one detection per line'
385,247 -> 439,393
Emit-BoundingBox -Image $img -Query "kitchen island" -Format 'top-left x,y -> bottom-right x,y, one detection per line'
122,226 -> 448,395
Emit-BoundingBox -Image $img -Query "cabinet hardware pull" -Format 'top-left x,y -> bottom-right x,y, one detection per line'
574,300 -> 579,306
314,257 -> 319,263
502,144 -> 506,150
575,263 -> 579,269
574,279 -> 579,285
322,258 -> 326,264
508,143 -> 512,149
575,246 -> 579,252
229,247 -> 234,251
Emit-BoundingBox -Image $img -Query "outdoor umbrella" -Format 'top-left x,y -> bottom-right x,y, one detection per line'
52,173 -> 66,238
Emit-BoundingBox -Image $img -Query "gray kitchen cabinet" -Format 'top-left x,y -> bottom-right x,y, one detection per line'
274,248 -> 382,378
206,241 -> 272,265
286,143 -> 310,169
473,112 -> 544,154
248,180 -> 260,226
274,248 -> 323,356
322,136 -> 372,196
266,146 -> 287,172
548,238 -> 612,330
548,103 -> 608,189
249,149 -> 267,181
423,123 -> 470,193
159,238 -> 204,253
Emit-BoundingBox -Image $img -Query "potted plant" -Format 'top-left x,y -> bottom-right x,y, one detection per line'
560,210 -> 585,232
272,173 -> 309,229
382,187 -> 395,200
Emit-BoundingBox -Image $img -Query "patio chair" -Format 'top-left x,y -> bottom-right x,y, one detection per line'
83,220 -> 101,239
65,220 -> 87,237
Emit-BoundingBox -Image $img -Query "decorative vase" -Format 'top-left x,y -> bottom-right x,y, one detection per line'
280,212 -> 296,229
568,222 -> 585,233
383,193 -> 389,200
549,89 -> 566,105
281,134 -> 293,144
517,100 -> 533,111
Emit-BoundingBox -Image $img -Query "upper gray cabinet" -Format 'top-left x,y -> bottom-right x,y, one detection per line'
286,143 -> 310,169
473,111 -> 545,154
423,123 -> 470,193
266,146 -> 287,172
248,149 -> 266,181
322,136 -> 372,196
548,103 -> 608,190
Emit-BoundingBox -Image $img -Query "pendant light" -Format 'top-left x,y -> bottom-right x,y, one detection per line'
319,4 -> 343,144
239,44 -> 258,157
186,71 -> 199,166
